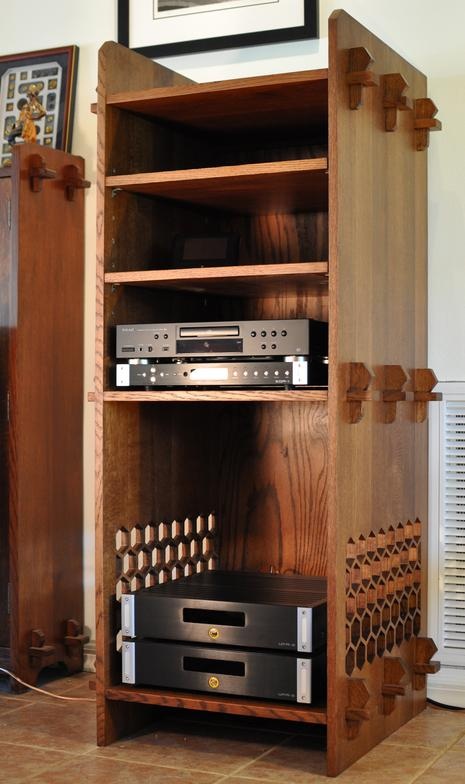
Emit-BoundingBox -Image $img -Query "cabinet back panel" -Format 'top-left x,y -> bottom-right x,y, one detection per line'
105,190 -> 328,273
102,401 -> 327,578
106,107 -> 327,175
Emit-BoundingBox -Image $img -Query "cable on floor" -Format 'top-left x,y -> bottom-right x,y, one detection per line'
0,667 -> 95,702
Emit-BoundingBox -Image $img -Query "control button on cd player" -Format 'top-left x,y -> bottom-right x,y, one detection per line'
271,330 -> 277,337
281,329 -> 287,336
261,330 -> 267,337
261,344 -> 266,350
250,330 -> 256,337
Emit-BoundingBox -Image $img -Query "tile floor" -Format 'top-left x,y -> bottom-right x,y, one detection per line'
0,671 -> 464,783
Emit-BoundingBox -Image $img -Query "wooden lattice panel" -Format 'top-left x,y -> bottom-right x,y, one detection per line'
115,513 -> 218,600
345,520 -> 422,675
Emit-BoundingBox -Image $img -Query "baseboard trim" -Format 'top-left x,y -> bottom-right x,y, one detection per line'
427,666 -> 465,709
83,641 -> 96,673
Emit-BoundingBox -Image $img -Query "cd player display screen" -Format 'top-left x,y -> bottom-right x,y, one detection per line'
176,339 -> 243,354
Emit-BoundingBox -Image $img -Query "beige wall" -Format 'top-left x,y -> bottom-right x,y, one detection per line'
1,1 -> 463,645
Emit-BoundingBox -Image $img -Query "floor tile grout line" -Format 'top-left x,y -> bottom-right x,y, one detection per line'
407,731 -> 465,784
207,731 -> 306,782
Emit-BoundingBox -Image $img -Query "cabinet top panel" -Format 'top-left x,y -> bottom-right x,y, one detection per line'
106,70 -> 328,133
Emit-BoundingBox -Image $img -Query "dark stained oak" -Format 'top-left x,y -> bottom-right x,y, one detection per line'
2,144 -> 85,685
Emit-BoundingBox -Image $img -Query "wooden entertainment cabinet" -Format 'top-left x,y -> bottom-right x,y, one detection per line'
94,11 -> 441,776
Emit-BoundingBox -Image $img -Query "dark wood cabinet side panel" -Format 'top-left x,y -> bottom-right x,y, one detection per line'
327,10 -> 428,776
11,145 -> 84,677
0,176 -> 11,647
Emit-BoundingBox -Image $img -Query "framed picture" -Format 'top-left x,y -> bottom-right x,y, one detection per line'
118,0 -> 318,58
0,45 -> 78,168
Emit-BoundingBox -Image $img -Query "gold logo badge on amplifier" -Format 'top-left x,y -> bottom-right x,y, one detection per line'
208,627 -> 220,640
208,676 -> 220,689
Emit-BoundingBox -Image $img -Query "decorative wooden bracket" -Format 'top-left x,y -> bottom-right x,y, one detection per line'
382,657 -> 407,715
29,154 -> 56,193
345,678 -> 370,739
62,164 -> 91,201
346,362 -> 374,424
414,99 -> 442,151
383,73 -> 413,131
409,368 -> 442,422
29,628 -> 56,668
413,637 -> 440,690
378,365 -> 408,423
64,618 -> 90,672
346,47 -> 379,110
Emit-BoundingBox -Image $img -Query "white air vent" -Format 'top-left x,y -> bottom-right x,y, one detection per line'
429,384 -> 465,707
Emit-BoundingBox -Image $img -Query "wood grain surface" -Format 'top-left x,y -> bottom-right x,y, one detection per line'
327,10 -> 429,776
6,144 -> 85,684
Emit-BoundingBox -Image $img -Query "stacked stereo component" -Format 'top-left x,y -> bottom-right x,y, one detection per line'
115,318 -> 328,389
121,570 -> 327,704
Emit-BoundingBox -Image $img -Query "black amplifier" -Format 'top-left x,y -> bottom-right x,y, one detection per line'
122,639 -> 325,704
121,571 -> 327,654
115,358 -> 328,388
116,318 -> 327,360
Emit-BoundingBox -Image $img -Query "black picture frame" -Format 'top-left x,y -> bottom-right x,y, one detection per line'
0,45 -> 78,168
118,0 -> 318,59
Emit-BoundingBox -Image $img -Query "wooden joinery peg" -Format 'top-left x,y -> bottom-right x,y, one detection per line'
413,637 -> 440,690
29,153 -> 56,192
346,362 -> 374,424
414,99 -> 442,151
62,164 -> 91,201
64,618 -> 90,672
346,47 -> 379,110
410,368 -> 442,423
378,365 -> 408,423
382,657 -> 407,715
383,73 -> 413,131
345,678 -> 370,739
29,628 -> 56,667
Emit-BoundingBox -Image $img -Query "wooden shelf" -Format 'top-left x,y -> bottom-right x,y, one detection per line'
105,262 -> 329,297
103,389 -> 328,403
107,70 -> 328,133
105,685 -> 327,724
106,159 -> 328,214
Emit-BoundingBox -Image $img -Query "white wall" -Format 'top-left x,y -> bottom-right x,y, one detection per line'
1,1 -> 464,645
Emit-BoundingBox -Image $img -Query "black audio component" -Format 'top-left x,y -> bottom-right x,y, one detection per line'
115,358 -> 324,388
122,639 -> 326,704
116,319 -> 327,359
121,571 -> 327,653
172,233 -> 240,268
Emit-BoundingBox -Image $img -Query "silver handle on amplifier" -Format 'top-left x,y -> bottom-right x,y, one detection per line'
122,642 -> 136,684
297,658 -> 311,703
121,594 -> 135,637
297,607 -> 313,652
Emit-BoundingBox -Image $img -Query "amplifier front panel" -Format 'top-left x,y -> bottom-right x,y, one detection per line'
123,594 -> 327,653
122,640 -> 326,704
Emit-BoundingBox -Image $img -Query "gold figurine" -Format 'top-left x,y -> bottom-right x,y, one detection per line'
7,84 -> 46,145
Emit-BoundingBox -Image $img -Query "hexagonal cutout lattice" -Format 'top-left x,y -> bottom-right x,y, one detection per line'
115,513 -> 218,600
345,519 -> 422,674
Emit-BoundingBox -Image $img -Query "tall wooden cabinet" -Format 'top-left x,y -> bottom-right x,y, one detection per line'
95,11 -> 441,776
0,144 -> 87,686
